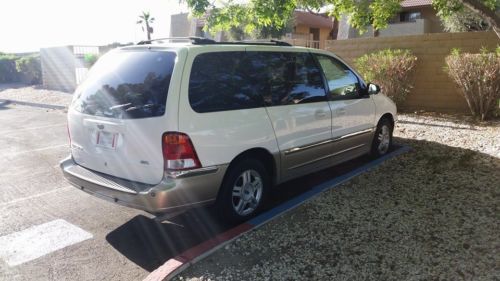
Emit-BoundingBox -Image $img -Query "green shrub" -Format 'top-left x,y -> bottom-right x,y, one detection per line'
355,49 -> 417,106
445,48 -> 500,121
15,55 -> 41,84
84,54 -> 99,67
0,53 -> 19,83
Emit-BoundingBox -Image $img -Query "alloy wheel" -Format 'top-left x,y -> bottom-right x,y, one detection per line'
377,125 -> 391,155
231,169 -> 263,216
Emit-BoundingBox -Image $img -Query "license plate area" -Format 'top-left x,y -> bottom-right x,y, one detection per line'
96,131 -> 118,149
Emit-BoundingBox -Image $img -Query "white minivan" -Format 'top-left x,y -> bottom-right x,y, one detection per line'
60,38 -> 396,222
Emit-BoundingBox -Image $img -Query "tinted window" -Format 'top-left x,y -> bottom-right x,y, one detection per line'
243,52 -> 326,106
315,55 -> 361,100
73,50 -> 175,119
189,52 -> 265,113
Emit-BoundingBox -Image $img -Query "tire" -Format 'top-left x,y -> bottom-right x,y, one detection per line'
215,158 -> 270,223
371,118 -> 393,157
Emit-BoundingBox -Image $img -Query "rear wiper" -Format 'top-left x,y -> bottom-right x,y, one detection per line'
109,103 -> 132,111
125,103 -> 158,112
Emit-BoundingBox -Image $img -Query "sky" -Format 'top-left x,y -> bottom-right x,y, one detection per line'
0,0 -> 189,53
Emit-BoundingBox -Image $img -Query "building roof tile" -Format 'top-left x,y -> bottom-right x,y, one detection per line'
294,11 -> 333,29
401,0 -> 433,8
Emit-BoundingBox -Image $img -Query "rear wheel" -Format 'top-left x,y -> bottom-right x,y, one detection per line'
216,158 -> 269,223
371,118 -> 393,157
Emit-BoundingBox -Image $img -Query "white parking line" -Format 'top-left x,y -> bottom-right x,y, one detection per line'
3,144 -> 68,157
0,219 -> 93,266
0,186 -> 72,208
0,123 -> 66,135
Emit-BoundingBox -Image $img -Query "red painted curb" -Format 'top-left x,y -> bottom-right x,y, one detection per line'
143,257 -> 187,281
143,223 -> 253,281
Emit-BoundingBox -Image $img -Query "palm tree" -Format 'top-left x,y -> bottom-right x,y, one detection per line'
137,11 -> 155,40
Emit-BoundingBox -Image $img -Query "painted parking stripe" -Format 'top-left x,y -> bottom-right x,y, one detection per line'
0,123 -> 66,135
2,144 -> 67,157
0,186 -> 72,207
144,145 -> 411,281
0,219 -> 92,266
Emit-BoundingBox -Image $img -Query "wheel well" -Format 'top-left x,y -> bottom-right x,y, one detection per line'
226,148 -> 277,184
379,113 -> 395,128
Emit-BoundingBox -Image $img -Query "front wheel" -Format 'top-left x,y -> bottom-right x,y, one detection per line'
215,158 -> 269,223
371,118 -> 393,157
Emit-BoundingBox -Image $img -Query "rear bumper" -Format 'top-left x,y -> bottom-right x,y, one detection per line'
59,156 -> 228,213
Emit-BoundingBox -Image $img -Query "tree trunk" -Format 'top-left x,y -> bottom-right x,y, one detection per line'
146,23 -> 151,40
460,0 -> 500,38
373,28 -> 380,37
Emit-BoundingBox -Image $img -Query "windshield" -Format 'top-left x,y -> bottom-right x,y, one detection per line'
72,50 -> 176,119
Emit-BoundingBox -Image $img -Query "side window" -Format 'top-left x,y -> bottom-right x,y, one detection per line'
188,52 -> 265,113
315,54 -> 361,100
243,52 -> 326,106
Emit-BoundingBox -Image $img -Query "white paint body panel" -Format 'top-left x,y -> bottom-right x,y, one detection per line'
329,98 -> 375,139
372,92 -> 398,123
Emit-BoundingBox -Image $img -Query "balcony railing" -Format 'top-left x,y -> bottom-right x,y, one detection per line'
282,39 -> 321,49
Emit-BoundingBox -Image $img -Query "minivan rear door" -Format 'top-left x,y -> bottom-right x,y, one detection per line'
68,48 -> 180,185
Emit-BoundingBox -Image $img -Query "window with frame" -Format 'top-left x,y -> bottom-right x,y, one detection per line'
243,51 -> 327,106
188,52 -> 265,113
315,55 -> 361,100
73,50 -> 176,119
400,11 -> 421,22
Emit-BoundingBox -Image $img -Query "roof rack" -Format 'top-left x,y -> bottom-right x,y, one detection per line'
137,37 -> 216,45
137,37 -> 292,47
231,39 -> 292,46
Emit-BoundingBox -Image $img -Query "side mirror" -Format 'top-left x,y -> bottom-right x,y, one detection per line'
368,83 -> 381,95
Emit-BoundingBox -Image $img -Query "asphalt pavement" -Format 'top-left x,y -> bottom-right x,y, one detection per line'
0,100 -> 378,281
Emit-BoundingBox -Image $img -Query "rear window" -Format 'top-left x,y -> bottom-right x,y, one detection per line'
72,50 -> 176,119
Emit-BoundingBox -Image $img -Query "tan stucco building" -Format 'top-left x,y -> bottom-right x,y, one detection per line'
337,0 -> 443,39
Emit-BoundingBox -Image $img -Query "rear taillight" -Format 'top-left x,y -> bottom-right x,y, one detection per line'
162,132 -> 201,171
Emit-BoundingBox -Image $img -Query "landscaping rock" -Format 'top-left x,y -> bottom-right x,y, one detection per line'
176,114 -> 500,281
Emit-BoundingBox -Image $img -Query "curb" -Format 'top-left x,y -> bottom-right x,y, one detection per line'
144,145 -> 411,281
0,99 -> 66,110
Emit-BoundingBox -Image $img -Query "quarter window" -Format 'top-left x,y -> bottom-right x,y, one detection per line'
315,55 -> 361,100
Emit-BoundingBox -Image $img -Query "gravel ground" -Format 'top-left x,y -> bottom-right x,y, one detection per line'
176,115 -> 500,281
396,113 -> 500,158
0,83 -> 72,108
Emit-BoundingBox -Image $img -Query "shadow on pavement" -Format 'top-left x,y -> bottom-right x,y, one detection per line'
106,145 -> 403,272
106,209 -> 232,271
